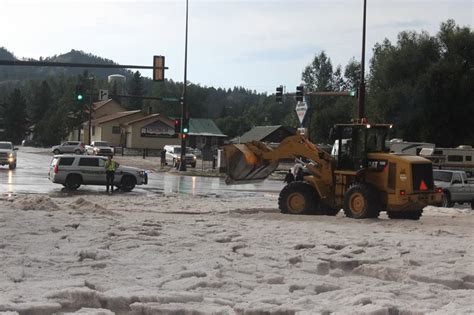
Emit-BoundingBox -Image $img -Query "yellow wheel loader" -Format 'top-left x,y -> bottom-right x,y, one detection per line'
224,123 -> 443,220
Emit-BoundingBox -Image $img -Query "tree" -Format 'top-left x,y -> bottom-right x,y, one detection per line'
367,20 -> 473,146
127,71 -> 146,110
2,89 -> 29,144
302,51 -> 354,142
30,80 -> 53,123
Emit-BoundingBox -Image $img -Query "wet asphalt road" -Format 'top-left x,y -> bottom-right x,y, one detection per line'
0,149 -> 284,198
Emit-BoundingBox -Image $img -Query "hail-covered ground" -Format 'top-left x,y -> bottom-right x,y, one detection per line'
0,192 -> 472,315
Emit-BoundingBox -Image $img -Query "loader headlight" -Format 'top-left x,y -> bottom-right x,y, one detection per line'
8,157 -> 14,162
193,156 -> 197,160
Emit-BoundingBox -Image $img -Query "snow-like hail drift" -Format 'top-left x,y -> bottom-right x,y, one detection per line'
0,193 -> 473,314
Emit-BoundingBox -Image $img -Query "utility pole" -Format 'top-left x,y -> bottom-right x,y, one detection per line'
358,0 -> 367,119
87,77 -> 94,145
179,0 -> 189,171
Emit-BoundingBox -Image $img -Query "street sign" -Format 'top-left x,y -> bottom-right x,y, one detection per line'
161,97 -> 179,102
297,127 -> 307,136
295,101 -> 308,124
99,89 -> 109,101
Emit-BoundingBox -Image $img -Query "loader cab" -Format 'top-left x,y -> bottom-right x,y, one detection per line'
333,123 -> 392,170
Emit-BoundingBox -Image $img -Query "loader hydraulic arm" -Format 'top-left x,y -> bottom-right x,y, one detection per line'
260,135 -> 332,165
224,134 -> 334,184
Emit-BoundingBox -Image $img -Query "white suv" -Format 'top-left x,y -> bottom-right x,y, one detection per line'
0,141 -> 18,170
49,155 -> 148,191
52,141 -> 85,155
164,145 -> 197,168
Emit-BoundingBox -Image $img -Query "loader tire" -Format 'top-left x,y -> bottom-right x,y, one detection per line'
343,183 -> 381,219
387,209 -> 423,220
279,181 -> 318,215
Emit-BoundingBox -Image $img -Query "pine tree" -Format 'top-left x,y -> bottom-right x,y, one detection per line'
30,80 -> 52,123
127,71 -> 145,110
2,89 -> 29,144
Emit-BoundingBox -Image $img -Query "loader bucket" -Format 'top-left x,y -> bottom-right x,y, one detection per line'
224,143 -> 279,184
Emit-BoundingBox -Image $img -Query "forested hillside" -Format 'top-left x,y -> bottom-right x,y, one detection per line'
0,20 -> 472,147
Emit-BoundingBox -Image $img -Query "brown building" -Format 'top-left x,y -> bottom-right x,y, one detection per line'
69,99 -> 226,150
124,114 -> 179,149
86,110 -> 145,147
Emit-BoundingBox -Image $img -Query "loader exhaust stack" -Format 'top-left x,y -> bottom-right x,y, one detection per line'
224,143 -> 279,184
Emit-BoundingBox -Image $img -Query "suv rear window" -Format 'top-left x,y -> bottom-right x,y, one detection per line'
79,158 -> 100,167
58,157 -> 75,166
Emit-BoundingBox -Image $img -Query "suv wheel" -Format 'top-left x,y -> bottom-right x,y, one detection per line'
441,192 -> 454,208
120,176 -> 136,192
65,174 -> 82,190
53,149 -> 60,154
74,149 -> 82,155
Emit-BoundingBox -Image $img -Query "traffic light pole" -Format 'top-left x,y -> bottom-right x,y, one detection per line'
358,0 -> 367,119
179,0 -> 189,172
87,77 -> 94,145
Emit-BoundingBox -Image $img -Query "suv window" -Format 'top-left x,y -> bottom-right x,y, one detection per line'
79,158 -> 100,167
452,173 -> 462,184
433,171 -> 452,182
58,157 -> 75,166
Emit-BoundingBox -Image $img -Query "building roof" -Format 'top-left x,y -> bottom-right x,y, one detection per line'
238,125 -> 284,143
188,118 -> 227,137
125,114 -> 173,126
91,110 -> 142,125
92,99 -> 114,111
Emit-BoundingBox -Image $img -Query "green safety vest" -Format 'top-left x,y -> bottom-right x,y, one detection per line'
105,160 -> 117,171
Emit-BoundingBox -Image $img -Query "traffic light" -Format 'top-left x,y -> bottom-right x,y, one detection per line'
276,86 -> 283,103
153,55 -> 165,81
349,89 -> 358,98
182,118 -> 189,135
295,85 -> 304,102
75,84 -> 85,103
174,119 -> 181,133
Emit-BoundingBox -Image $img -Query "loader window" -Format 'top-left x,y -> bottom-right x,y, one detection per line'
366,128 -> 388,153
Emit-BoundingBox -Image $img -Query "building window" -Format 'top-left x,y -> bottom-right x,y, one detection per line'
466,156 -> 472,162
112,126 -> 121,134
447,155 -> 463,162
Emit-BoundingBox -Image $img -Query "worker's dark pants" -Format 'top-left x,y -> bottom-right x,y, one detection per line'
106,171 -> 115,192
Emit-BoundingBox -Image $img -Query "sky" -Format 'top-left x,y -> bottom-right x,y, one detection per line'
1,0 -> 473,94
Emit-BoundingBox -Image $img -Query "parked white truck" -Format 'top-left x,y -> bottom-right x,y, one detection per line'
434,170 -> 474,209
85,141 -> 114,156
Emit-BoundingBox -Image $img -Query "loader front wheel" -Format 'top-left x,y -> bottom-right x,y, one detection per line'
279,181 -> 318,215
343,184 -> 380,219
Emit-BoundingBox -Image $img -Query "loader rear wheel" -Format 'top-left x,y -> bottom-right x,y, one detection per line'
343,184 -> 380,219
387,209 -> 423,220
279,181 -> 318,215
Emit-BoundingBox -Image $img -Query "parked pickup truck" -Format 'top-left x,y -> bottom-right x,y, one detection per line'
48,155 -> 147,192
433,170 -> 474,209
0,141 -> 18,170
85,141 -> 114,156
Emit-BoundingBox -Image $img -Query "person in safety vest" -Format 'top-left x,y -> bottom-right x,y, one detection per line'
105,155 -> 119,194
